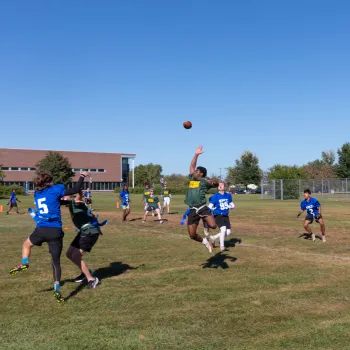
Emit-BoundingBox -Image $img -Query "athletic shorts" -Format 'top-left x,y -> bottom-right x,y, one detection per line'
163,197 -> 170,205
85,198 -> 92,205
305,214 -> 322,224
122,204 -> 130,210
70,226 -> 101,252
29,227 -> 64,248
10,202 -> 18,208
214,215 -> 231,229
187,206 -> 212,226
146,206 -> 158,212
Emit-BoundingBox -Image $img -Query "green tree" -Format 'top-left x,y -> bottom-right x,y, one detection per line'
36,151 -> 74,185
164,173 -> 189,186
134,163 -> 163,187
232,151 -> 262,189
337,143 -> 350,178
321,150 -> 336,167
300,160 -> 335,179
267,165 -> 302,179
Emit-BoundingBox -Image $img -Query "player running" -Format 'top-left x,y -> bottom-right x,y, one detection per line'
9,171 -> 89,302
120,184 -> 131,222
142,188 -> 164,224
185,146 -> 218,253
161,184 -> 172,215
6,189 -> 21,215
297,189 -> 326,243
208,182 -> 235,252
64,191 -> 107,288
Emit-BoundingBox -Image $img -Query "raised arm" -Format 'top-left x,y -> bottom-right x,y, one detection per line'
190,146 -> 204,174
64,171 -> 89,196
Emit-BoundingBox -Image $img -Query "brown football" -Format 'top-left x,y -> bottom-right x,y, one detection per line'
183,121 -> 192,129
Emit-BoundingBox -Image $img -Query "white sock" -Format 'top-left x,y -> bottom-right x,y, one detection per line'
202,237 -> 208,245
226,229 -> 231,237
219,226 -> 226,248
212,232 -> 221,240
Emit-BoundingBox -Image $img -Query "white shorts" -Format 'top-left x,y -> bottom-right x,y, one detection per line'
163,197 -> 170,206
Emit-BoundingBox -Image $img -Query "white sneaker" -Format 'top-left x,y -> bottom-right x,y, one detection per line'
204,240 -> 213,253
159,220 -> 164,224
209,235 -> 216,248
311,233 -> 316,241
322,235 -> 326,243
220,246 -> 226,252
204,228 -> 209,236
142,220 -> 145,223
152,213 -> 155,217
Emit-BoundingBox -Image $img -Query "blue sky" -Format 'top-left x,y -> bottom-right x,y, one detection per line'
1,0 -> 349,176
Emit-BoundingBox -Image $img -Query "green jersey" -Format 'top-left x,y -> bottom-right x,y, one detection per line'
162,189 -> 170,198
146,195 -> 160,208
68,200 -> 95,230
184,174 -> 214,208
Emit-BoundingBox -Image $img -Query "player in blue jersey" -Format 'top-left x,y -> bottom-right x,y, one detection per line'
297,189 -> 326,243
208,182 -> 235,251
6,189 -> 21,215
120,185 -> 131,222
9,171 -> 89,302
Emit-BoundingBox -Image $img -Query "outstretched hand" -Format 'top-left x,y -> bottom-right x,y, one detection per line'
195,146 -> 204,155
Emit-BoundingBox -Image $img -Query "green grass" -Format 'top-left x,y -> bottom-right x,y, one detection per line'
1,193 -> 350,349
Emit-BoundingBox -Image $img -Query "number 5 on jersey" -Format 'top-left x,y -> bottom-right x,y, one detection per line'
38,198 -> 49,214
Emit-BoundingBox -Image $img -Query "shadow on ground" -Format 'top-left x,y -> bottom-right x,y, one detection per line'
201,252 -> 237,269
298,233 -> 322,240
64,261 -> 142,301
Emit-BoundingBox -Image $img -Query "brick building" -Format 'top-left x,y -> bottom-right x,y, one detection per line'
0,148 -> 136,191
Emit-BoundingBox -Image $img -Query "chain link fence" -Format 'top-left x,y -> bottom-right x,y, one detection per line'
261,178 -> 350,200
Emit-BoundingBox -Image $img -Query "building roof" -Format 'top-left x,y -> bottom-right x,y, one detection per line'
0,148 -> 135,182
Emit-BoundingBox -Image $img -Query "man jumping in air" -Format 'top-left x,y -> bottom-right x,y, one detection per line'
184,146 -> 218,253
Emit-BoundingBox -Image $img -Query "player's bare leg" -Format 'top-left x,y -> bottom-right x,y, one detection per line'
66,246 -> 94,281
318,218 -> 326,242
122,208 -> 130,222
142,210 -> 148,223
303,220 -> 315,241
155,209 -> 164,224
188,223 -> 212,252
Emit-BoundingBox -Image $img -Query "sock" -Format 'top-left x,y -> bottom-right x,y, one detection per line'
219,226 -> 226,248
54,283 -> 60,292
202,237 -> 208,245
22,257 -> 29,265
226,229 -> 231,236
212,232 -> 221,240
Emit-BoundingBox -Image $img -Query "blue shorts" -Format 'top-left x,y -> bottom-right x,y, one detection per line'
146,206 -> 157,212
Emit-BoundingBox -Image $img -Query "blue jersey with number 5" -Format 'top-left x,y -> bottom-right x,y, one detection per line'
300,197 -> 320,216
34,184 -> 66,228
209,192 -> 233,216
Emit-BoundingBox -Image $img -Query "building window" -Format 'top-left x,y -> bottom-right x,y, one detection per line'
30,168 -> 36,171
98,169 -> 105,173
1,167 -> 9,170
73,168 -> 82,172
89,169 -> 97,172
10,167 -> 19,171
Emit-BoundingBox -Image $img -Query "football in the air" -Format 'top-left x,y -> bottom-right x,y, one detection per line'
183,121 -> 192,129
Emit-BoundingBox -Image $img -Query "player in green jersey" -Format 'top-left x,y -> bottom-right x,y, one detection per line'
142,188 -> 164,224
184,146 -> 218,253
64,191 -> 107,288
161,184 -> 172,215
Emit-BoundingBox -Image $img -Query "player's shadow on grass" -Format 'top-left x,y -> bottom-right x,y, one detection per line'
64,262 -> 142,301
298,233 -> 322,241
129,217 -> 143,222
201,252 -> 237,269
225,238 -> 243,248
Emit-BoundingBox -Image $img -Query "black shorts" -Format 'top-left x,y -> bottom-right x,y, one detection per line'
187,206 -> 212,226
85,198 -> 92,205
214,215 -> 231,229
305,214 -> 323,224
29,227 -> 64,248
10,202 -> 18,208
70,226 -> 101,252
146,206 -> 157,212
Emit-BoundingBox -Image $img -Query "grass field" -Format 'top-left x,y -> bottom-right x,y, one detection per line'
1,193 -> 350,350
